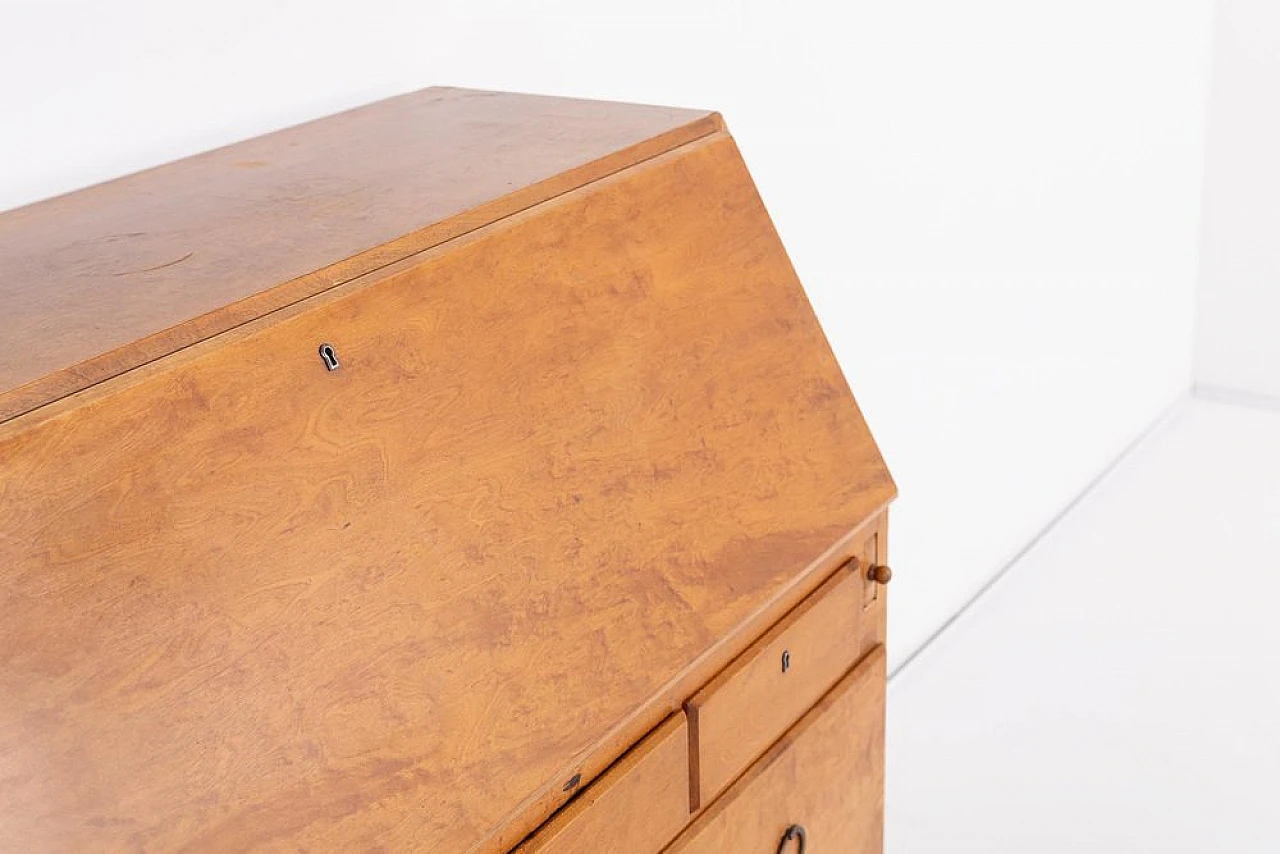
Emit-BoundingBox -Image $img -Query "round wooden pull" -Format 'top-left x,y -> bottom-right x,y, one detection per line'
777,824 -> 806,854
868,564 -> 893,585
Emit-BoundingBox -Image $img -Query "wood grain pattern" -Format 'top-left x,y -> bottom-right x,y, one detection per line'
0,87 -> 720,422
514,714 -> 689,854
667,647 -> 887,854
0,131 -> 894,852
685,561 -> 869,810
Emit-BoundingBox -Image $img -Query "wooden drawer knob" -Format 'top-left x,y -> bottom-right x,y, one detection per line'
868,564 -> 893,585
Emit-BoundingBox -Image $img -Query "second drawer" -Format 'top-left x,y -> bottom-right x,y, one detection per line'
685,557 -> 871,808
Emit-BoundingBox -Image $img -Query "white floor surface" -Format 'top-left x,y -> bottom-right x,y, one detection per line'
886,397 -> 1280,853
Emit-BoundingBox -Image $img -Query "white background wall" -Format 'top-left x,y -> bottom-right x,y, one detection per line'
0,1 -> 1215,669
1195,0 -> 1280,401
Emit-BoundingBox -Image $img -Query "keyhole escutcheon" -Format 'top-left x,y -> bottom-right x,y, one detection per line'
318,343 -> 340,371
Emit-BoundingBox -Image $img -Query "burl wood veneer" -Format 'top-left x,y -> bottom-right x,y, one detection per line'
0,87 -> 895,853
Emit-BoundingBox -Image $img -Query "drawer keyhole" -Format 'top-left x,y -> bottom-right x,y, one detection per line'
318,343 -> 340,371
777,824 -> 806,854
781,650 -> 791,673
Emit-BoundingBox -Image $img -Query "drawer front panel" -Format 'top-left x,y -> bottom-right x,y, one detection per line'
686,560 -> 869,807
515,713 -> 689,854
668,646 -> 886,854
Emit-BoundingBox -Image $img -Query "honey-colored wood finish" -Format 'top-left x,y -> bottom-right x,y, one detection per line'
0,98 -> 894,854
667,647 -> 887,854
514,714 -> 689,854
0,87 -> 720,422
685,561 -> 870,809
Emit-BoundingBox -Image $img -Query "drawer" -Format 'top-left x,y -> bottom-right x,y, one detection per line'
685,559 -> 871,808
515,713 -> 690,854
667,646 -> 886,854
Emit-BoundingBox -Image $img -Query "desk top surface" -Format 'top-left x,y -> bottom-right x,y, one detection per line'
0,88 -> 718,422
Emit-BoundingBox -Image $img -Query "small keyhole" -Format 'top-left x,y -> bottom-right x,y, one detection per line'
781,650 -> 791,673
318,343 -> 340,371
